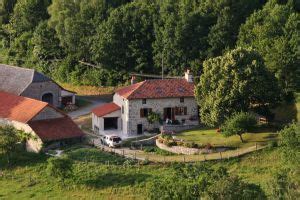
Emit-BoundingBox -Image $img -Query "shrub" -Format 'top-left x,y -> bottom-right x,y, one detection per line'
222,112 -> 257,143
268,140 -> 278,148
46,156 -> 73,184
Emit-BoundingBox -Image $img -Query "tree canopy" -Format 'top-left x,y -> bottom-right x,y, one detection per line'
195,47 -> 280,126
238,0 -> 300,96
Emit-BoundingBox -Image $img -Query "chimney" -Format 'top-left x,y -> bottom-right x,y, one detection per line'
131,76 -> 136,85
184,69 -> 193,83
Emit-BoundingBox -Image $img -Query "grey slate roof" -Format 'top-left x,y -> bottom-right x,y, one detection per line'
0,64 -> 52,95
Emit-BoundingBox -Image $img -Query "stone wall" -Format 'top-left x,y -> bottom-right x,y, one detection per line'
21,81 -> 61,107
31,106 -> 64,121
156,139 -> 200,155
0,118 -> 43,152
127,97 -> 198,136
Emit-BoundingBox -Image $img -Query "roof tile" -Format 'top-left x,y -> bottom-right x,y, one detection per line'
92,103 -> 120,117
0,91 -> 48,123
115,79 -> 194,99
29,117 -> 84,141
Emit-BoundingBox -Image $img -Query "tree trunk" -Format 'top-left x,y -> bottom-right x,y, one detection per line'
238,134 -> 244,143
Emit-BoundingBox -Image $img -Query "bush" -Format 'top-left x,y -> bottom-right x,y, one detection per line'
222,112 -> 257,143
268,140 -> 278,148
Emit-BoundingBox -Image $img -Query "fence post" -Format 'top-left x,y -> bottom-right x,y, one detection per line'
183,155 -> 186,163
256,143 -> 258,150
219,152 -> 222,160
141,144 -> 143,150
122,149 -> 125,157
134,152 -> 136,160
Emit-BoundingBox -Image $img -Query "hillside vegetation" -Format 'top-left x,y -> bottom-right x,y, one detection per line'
0,0 -> 298,93
0,147 -> 285,199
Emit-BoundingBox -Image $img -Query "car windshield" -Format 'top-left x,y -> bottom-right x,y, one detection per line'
112,137 -> 121,142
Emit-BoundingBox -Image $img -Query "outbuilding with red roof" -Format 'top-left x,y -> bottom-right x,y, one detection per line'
0,91 -> 84,152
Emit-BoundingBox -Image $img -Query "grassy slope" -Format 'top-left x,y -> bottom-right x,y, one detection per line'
0,147 -> 281,199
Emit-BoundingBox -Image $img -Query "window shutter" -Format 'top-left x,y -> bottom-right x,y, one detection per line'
184,107 -> 187,115
140,109 -> 144,117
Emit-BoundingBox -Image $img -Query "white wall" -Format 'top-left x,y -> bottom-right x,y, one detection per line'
92,110 -> 122,135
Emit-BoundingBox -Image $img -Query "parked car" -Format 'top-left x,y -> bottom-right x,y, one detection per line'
100,135 -> 122,148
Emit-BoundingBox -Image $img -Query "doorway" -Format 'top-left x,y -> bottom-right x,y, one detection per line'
42,93 -> 54,105
104,117 -> 118,130
137,124 -> 143,135
164,107 -> 174,120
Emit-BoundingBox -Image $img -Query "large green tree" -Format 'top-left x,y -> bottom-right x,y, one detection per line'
238,0 -> 300,96
195,47 -> 280,126
91,1 -> 156,74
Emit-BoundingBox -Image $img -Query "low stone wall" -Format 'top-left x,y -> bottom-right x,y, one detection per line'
156,139 -> 201,155
160,124 -> 200,133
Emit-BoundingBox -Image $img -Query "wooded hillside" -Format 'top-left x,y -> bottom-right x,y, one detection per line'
0,0 -> 299,93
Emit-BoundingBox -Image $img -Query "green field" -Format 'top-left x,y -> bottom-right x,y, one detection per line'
176,128 -> 278,148
0,146 -> 283,199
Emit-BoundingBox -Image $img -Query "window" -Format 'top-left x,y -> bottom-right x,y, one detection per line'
174,107 -> 187,116
180,97 -> 184,103
142,99 -> 147,104
122,106 -> 124,114
140,108 -> 152,118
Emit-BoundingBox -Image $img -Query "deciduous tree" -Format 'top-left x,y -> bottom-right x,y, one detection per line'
195,48 -> 280,126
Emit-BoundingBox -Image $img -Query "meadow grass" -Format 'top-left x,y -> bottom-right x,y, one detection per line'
176,127 -> 278,148
0,147 -> 282,199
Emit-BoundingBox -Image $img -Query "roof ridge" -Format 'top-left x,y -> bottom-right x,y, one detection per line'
126,80 -> 146,99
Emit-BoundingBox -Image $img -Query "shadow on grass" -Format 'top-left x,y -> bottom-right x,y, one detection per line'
0,151 -> 48,170
82,172 -> 151,189
66,148 -> 126,165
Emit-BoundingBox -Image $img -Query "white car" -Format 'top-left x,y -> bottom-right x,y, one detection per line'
100,135 -> 122,148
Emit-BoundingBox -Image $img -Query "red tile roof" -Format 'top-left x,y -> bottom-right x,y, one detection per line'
0,91 -> 48,123
28,117 -> 84,142
115,79 -> 194,99
92,103 -> 120,117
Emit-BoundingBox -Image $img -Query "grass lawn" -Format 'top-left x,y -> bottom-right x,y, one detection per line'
0,146 -> 283,199
176,127 -> 278,148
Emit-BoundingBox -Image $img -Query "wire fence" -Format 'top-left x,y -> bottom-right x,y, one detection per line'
89,138 -> 267,163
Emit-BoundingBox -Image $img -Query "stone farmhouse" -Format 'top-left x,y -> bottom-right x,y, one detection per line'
0,64 -> 75,108
0,91 -> 84,152
92,70 -> 199,138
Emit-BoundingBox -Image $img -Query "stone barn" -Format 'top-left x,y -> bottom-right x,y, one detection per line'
0,64 -> 75,108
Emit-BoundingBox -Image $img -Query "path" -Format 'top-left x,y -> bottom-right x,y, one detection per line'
88,137 -> 267,163
68,96 -> 108,119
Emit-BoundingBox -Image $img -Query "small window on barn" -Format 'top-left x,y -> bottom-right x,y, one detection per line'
142,99 -> 147,104
180,97 -> 184,103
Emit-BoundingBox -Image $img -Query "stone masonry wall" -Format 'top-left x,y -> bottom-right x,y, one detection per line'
31,106 -> 64,121
127,97 -> 198,136
0,119 -> 43,152
21,81 -> 61,107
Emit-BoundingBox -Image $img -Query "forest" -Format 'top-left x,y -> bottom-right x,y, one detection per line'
0,0 -> 299,95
